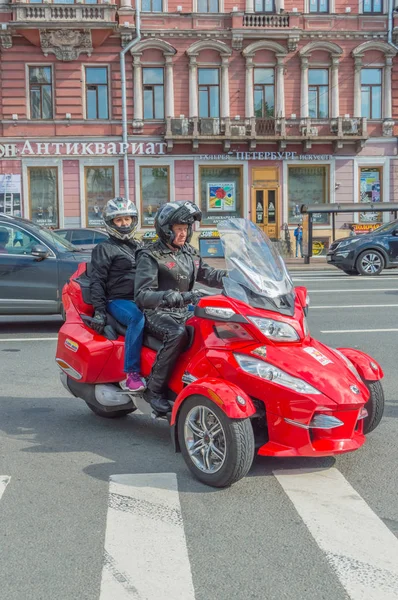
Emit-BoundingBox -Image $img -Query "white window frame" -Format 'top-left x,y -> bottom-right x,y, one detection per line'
26,64 -> 55,121
79,157 -> 119,228
134,156 -> 175,230
82,64 -> 111,121
193,0 -> 224,12
22,158 -> 64,229
353,157 -> 390,224
304,0 -> 335,12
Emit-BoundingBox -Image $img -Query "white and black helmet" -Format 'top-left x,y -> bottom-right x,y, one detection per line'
154,201 -> 202,246
102,197 -> 138,241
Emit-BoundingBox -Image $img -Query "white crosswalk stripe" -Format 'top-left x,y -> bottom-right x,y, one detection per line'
99,473 -> 195,600
0,476 -> 10,500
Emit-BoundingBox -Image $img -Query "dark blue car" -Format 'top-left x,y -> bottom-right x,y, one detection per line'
327,219 -> 398,275
0,214 -> 90,316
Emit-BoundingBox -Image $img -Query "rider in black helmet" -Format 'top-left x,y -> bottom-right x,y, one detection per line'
134,201 -> 227,414
90,197 -> 145,392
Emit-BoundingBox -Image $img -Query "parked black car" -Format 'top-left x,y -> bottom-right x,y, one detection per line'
327,219 -> 398,275
0,214 -> 90,316
54,227 -> 108,250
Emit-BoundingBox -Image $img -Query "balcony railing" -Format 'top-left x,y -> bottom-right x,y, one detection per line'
243,14 -> 290,27
12,2 -> 116,23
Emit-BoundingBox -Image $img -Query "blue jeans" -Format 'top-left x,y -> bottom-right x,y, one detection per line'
296,239 -> 303,258
107,299 -> 145,374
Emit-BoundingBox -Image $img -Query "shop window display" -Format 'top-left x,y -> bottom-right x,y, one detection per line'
199,166 -> 242,226
28,167 -> 58,227
359,167 -> 382,223
85,166 -> 114,227
288,166 -> 329,225
141,166 -> 169,227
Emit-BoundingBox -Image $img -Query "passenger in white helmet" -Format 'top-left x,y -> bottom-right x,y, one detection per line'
89,197 -> 145,392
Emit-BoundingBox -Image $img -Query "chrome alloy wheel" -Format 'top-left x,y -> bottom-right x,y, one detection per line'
360,252 -> 382,274
183,405 -> 226,474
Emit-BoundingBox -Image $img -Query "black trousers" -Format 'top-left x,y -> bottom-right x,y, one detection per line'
144,309 -> 189,396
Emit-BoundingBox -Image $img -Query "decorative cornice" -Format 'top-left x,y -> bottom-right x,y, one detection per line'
130,38 -> 177,56
352,39 -> 397,57
242,40 -> 287,57
40,29 -> 92,61
299,40 -> 343,57
186,39 -> 232,56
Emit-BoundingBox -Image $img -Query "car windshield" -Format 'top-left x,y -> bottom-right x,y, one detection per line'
218,219 -> 294,301
28,223 -> 77,252
367,219 -> 398,235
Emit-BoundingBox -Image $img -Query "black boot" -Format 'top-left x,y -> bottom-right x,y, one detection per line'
143,389 -> 171,415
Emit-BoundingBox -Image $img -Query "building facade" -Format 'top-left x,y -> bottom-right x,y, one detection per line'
1,0 -> 398,250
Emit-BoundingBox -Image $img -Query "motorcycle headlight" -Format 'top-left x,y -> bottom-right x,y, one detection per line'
234,354 -> 321,394
248,316 -> 299,342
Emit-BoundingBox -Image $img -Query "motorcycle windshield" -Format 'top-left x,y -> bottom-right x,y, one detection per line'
218,219 -> 294,305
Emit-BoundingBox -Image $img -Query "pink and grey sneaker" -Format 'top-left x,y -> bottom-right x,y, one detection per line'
125,372 -> 146,392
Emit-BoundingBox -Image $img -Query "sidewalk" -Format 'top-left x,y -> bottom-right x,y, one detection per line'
205,256 -> 335,271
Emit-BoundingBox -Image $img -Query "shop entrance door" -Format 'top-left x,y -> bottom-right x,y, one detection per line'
253,189 -> 278,238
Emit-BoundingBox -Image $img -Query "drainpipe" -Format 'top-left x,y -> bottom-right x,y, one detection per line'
120,0 -> 141,201
388,0 -> 398,50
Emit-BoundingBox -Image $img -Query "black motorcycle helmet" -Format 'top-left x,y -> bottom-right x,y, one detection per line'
154,201 -> 202,246
102,197 -> 138,241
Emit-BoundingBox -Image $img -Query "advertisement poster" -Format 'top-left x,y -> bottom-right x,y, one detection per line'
207,182 -> 236,212
359,170 -> 381,223
0,174 -> 22,217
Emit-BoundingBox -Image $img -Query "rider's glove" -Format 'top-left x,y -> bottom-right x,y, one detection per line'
181,291 -> 203,305
162,291 -> 185,309
91,311 -> 106,334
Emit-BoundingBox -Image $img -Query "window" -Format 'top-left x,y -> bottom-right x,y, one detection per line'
363,0 -> 382,13
85,67 -> 109,120
361,69 -> 382,119
359,167 -> 382,223
198,69 -> 220,118
288,166 -> 329,225
308,69 -> 329,118
308,0 -> 328,12
254,0 -> 275,11
28,167 -> 59,227
254,68 -> 275,118
85,167 -> 115,227
199,166 -> 243,226
142,0 -> 163,11
140,167 -> 169,227
0,174 -> 22,217
29,67 -> 53,120
143,68 -> 164,120
197,0 -> 219,11
0,225 -> 42,257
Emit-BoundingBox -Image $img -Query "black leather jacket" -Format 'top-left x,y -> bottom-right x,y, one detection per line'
90,236 -> 142,313
134,240 -> 227,310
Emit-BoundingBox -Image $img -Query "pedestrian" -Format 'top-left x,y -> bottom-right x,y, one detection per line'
294,224 -> 303,258
349,224 -> 356,237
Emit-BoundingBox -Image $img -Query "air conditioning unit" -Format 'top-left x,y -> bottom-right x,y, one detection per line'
302,126 -> 318,136
171,118 -> 189,136
342,118 -> 358,135
199,118 -> 220,135
230,125 -> 246,137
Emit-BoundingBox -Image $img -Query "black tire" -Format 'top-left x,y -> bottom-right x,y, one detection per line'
177,395 -> 255,488
356,250 -> 384,276
341,269 -> 359,276
363,380 -> 385,434
84,401 -> 134,419
60,304 -> 66,321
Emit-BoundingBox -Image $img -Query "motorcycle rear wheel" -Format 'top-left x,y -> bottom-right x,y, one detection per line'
178,395 -> 255,488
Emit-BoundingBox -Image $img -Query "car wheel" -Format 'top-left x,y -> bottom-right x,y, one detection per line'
362,380 -> 385,434
85,401 -> 135,419
178,395 -> 255,488
356,250 -> 384,276
342,269 -> 360,276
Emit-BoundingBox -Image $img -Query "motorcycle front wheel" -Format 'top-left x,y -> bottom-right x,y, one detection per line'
362,380 -> 385,434
178,395 -> 255,488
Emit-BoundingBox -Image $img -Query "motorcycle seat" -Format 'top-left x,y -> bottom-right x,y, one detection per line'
104,311 -> 195,352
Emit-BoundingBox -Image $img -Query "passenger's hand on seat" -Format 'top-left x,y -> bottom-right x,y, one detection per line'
162,291 -> 185,308
92,311 -> 106,334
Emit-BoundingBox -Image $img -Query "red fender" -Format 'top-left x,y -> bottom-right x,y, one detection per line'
337,348 -> 384,381
170,377 -> 256,426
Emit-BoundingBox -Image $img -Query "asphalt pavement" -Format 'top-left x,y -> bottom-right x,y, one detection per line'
0,269 -> 397,600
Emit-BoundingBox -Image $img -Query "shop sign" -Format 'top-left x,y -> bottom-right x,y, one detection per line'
199,152 -> 332,161
352,223 -> 380,235
0,141 -> 167,159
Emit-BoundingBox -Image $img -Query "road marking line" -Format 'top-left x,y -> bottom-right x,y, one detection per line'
321,328 -> 398,333
0,337 -> 58,342
311,304 -> 398,309
99,473 -> 195,600
308,288 -> 397,293
274,468 -> 398,600
294,277 -> 398,282
0,476 -> 10,500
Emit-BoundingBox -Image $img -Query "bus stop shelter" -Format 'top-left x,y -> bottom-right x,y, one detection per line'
300,202 -> 398,264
